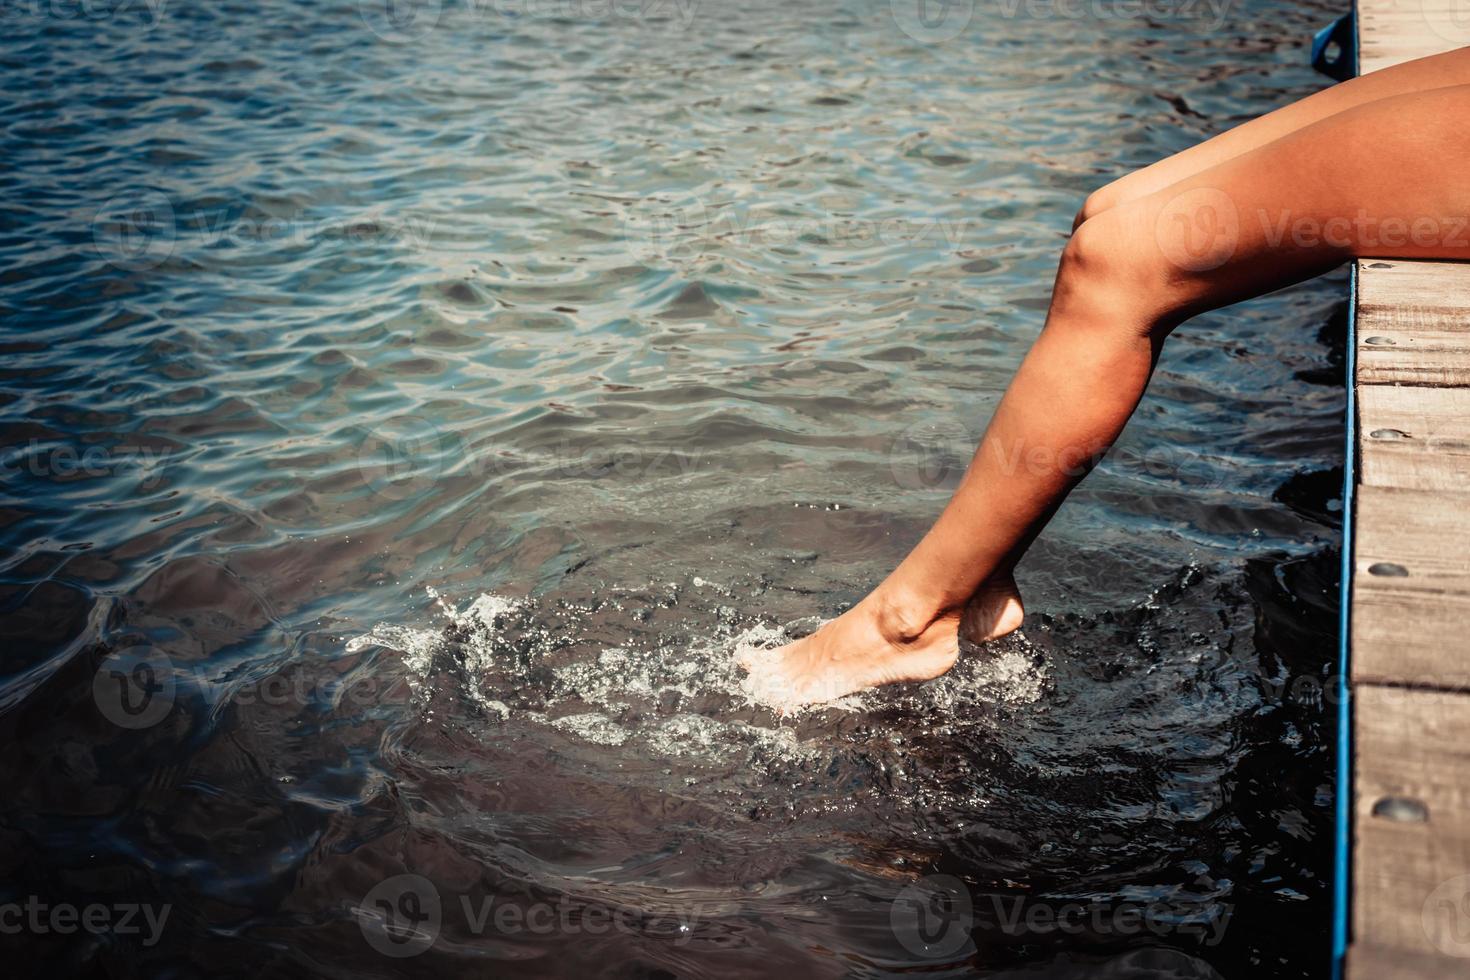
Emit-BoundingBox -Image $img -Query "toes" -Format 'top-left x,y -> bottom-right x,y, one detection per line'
735,632 -> 799,673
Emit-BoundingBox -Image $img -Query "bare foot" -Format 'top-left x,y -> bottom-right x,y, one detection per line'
739,574 -> 1025,711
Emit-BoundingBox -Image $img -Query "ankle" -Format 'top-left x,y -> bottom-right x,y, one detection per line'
865,586 -> 953,643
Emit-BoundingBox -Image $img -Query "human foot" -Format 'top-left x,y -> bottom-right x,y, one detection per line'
739,573 -> 1024,711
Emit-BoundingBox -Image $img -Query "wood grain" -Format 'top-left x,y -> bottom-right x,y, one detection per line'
1352,484 -> 1470,688
1357,0 -> 1470,73
1352,685 -> 1470,964
1348,5 -> 1470,977
1358,385 -> 1470,491
1347,941 -> 1470,980
1356,260 -> 1470,387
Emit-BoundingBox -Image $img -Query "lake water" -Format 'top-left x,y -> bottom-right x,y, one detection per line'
2,0 -> 1348,976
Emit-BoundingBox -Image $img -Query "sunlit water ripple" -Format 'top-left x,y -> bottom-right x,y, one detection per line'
3,0 -> 1346,976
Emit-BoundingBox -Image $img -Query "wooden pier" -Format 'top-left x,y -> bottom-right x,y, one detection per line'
1345,4 -> 1470,977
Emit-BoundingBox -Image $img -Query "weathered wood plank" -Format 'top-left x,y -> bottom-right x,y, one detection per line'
1347,941 -> 1470,980
1357,0 -> 1469,72
1359,37 -> 1463,74
1352,685 -> 1470,962
1358,385 -> 1470,491
1348,4 -> 1470,977
1358,260 -> 1470,308
1352,484 -> 1470,688
1356,259 -> 1470,387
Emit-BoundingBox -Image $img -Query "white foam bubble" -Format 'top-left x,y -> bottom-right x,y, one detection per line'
347,589 -> 1046,784
551,712 -> 630,746
347,590 -> 527,705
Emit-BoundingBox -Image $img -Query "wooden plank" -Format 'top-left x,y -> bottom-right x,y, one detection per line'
1352,484 -> 1470,688
1348,4 -> 1470,978
1347,941 -> 1470,980
1357,0 -> 1468,72
1360,34 -> 1468,76
1352,685 -> 1470,961
1357,260 -> 1470,387
1358,385 -> 1470,491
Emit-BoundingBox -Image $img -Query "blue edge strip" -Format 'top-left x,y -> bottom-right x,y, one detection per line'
1330,8 -> 1361,974
1332,259 -> 1356,980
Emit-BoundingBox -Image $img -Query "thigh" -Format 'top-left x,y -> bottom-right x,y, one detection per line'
1087,84 -> 1470,329
1083,46 -> 1470,223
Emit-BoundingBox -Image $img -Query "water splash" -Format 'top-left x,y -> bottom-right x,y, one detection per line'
346,584 -> 1049,771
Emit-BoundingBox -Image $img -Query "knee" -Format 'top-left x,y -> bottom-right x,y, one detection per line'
1053,208 -> 1180,336
1058,211 -> 1150,293
1072,184 -> 1118,231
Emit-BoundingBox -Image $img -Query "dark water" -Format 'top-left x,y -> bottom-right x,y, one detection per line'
2,0 -> 1350,976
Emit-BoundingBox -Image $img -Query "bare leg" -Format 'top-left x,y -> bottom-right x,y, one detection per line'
743,84 -> 1470,708
947,47 -> 1470,624
895,46 -> 1470,649
959,47 -> 1470,625
1075,45 -> 1470,228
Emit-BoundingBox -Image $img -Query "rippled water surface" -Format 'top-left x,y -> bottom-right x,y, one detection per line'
4,0 -> 1350,976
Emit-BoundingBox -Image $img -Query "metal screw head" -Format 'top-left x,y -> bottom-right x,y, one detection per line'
1367,562 -> 1409,577
1372,796 -> 1429,823
1369,429 -> 1410,440
1364,336 -> 1396,346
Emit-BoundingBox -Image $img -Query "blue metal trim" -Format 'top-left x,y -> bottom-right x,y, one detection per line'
1313,12 -> 1358,81
1331,260 -> 1357,980
1330,10 -> 1364,974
